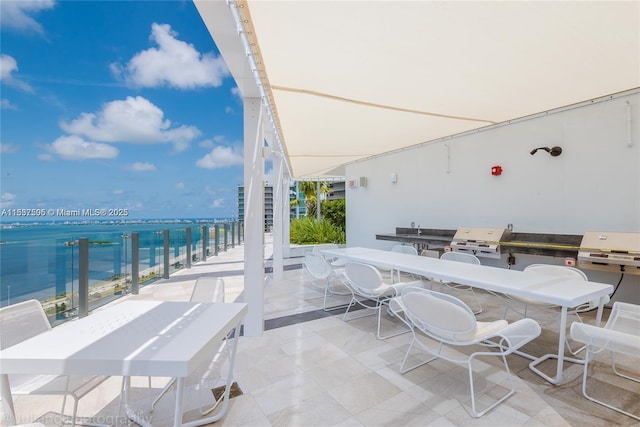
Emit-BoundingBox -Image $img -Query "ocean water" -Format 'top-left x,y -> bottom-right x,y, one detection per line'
0,220 -> 229,307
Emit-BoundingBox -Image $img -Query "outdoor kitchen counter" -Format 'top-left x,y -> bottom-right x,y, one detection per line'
376,228 -> 582,258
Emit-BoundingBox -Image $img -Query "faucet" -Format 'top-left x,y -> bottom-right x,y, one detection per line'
417,225 -> 421,235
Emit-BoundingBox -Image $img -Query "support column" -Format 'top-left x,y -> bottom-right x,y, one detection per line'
272,150 -> 284,280
243,97 -> 265,336
284,180 -> 291,258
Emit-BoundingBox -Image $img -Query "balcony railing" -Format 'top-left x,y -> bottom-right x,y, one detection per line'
0,221 -> 243,325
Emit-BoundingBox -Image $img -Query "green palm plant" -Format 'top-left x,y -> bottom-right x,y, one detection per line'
297,181 -> 330,218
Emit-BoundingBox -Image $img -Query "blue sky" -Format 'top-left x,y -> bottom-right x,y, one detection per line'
0,0 -> 250,220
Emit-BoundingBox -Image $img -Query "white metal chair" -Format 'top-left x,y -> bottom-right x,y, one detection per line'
399,287 -> 541,417
437,251 -> 483,314
149,277 -> 233,417
303,253 -> 351,311
570,302 -> 640,421
374,244 -> 418,282
0,300 -> 108,427
503,263 -> 608,356
342,262 -> 424,339
312,243 -> 346,267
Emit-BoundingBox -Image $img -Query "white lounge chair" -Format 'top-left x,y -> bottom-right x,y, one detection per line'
570,301 -> 640,421
438,251 -> 483,314
149,277 -> 233,417
0,300 -> 108,427
398,287 -> 541,417
503,263 -> 608,358
342,262 -> 424,339
303,253 -> 351,311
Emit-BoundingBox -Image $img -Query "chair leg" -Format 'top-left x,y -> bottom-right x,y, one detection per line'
468,287 -> 482,315
151,378 -> 177,411
466,354 -> 515,418
322,281 -> 354,312
581,350 -> 640,421
342,298 -> 378,322
61,394 -> 109,427
440,283 -> 482,315
399,337 -> 437,374
376,300 -> 411,340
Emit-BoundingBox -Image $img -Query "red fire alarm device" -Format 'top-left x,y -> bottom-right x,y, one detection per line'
491,165 -> 503,176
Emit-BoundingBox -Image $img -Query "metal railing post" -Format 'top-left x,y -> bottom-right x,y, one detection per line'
186,227 -> 192,268
163,230 -> 170,279
224,223 -> 229,252
131,232 -> 139,295
202,225 -> 208,261
231,222 -> 236,248
214,224 -> 219,256
78,238 -> 89,318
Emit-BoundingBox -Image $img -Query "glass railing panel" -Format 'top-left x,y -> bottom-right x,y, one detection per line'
1,221 -> 238,325
137,229 -> 164,287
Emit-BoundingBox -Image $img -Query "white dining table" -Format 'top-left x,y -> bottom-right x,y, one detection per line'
322,246 -> 614,384
0,300 -> 247,427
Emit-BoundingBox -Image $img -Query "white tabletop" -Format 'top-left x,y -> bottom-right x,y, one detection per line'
322,247 -> 613,308
0,300 -> 248,378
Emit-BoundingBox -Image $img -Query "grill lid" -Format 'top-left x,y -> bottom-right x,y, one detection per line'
578,231 -> 640,274
450,227 -> 510,259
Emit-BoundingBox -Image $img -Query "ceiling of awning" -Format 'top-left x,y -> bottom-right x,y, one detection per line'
195,1 -> 640,179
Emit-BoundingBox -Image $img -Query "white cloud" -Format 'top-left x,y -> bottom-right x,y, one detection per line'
112,23 -> 229,89
125,162 -> 156,171
0,192 -> 16,208
196,146 -> 243,169
175,182 -> 185,190
46,135 -> 119,160
60,96 -> 200,152
0,55 -> 33,92
198,135 -> 225,149
0,0 -> 55,34
1,99 -> 18,110
38,153 -> 54,161
211,199 -> 224,208
0,143 -> 19,154
113,189 -> 124,195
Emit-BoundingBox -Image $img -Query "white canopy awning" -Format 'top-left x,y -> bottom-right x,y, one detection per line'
196,0 -> 640,179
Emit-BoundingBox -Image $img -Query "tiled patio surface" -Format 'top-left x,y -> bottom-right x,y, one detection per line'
3,237 -> 639,426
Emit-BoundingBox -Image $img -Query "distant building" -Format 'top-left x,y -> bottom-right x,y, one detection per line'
238,183 -> 308,231
327,180 -> 345,200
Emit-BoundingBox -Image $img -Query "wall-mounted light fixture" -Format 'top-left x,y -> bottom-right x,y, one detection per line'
390,172 -> 398,183
530,146 -> 562,156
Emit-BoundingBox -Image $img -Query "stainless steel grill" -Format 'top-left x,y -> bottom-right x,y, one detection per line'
578,232 -> 640,275
450,227 -> 510,259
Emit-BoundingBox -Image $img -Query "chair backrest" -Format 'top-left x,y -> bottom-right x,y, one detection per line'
344,262 -> 384,294
0,299 -> 51,350
391,244 -> 418,255
304,253 -> 333,279
571,301 -> 640,356
440,251 -> 481,265
523,263 -> 587,280
606,301 -> 640,330
312,243 -> 339,255
191,277 -> 225,303
402,289 -> 477,342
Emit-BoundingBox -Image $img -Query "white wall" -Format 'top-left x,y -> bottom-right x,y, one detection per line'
345,90 -> 640,303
